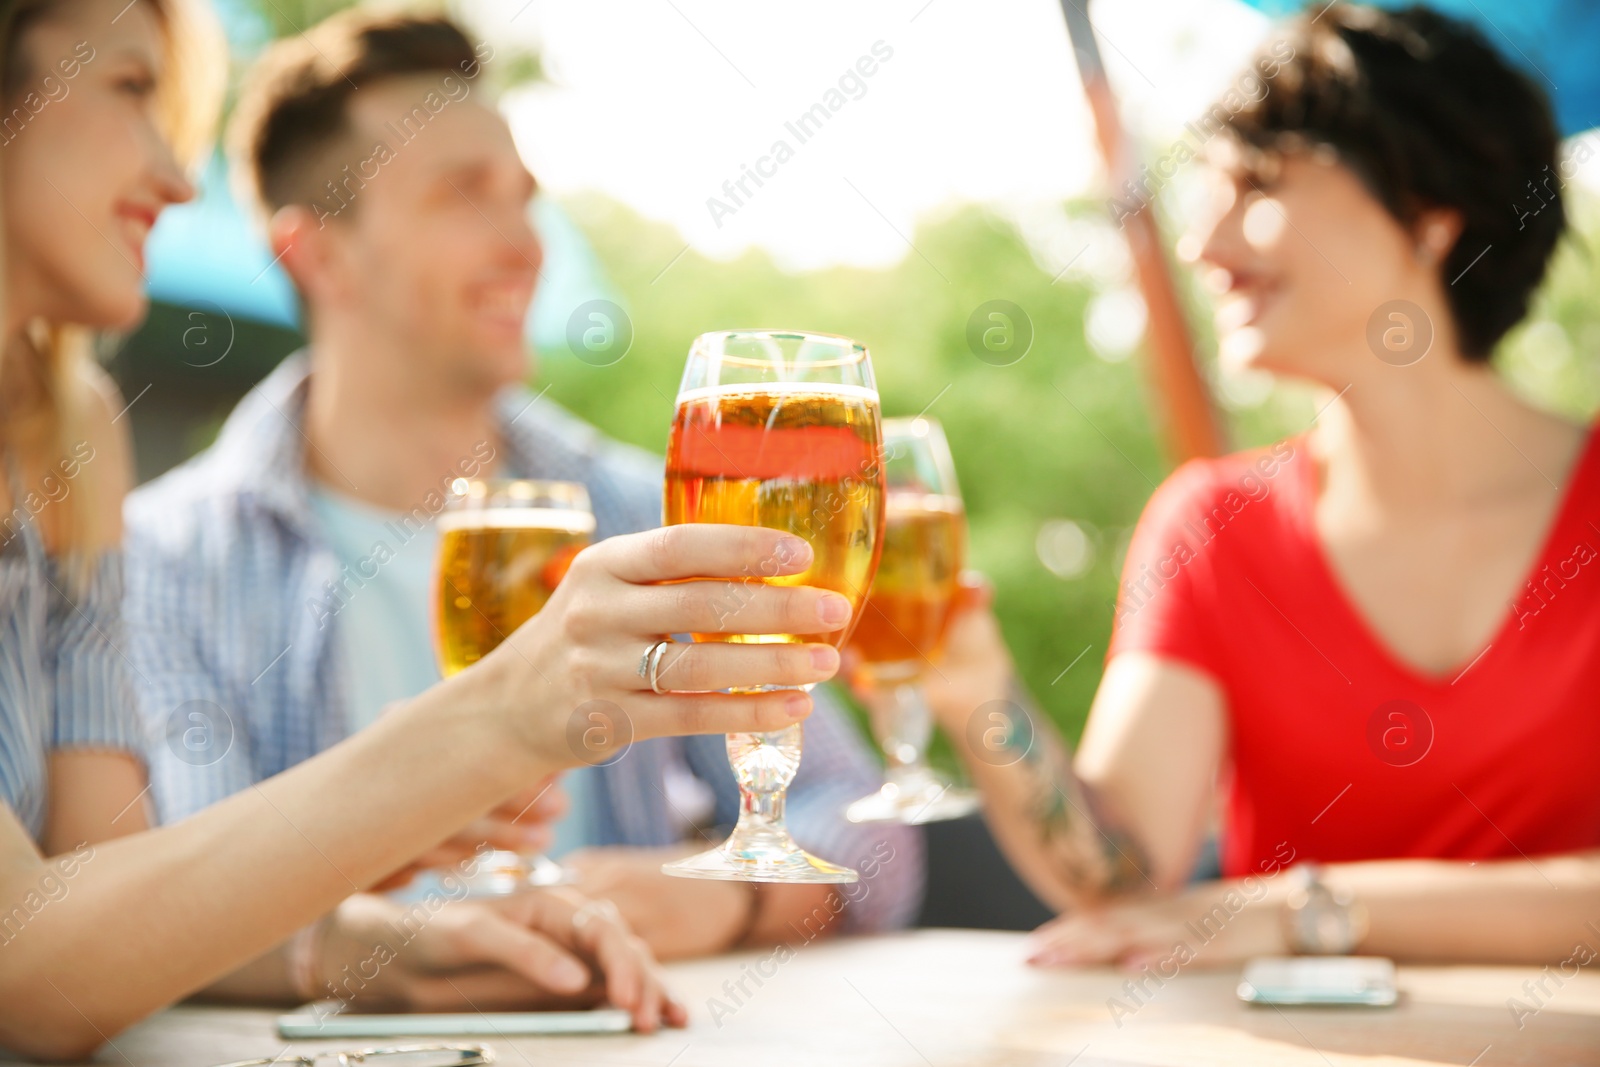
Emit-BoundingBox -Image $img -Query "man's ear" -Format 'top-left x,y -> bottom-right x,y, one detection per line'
268,204 -> 346,306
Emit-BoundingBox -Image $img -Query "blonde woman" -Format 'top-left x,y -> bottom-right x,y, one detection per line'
0,0 -> 848,1058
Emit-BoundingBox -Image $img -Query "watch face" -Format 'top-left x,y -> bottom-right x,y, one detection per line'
1311,910 -> 1356,953
1288,887 -> 1362,955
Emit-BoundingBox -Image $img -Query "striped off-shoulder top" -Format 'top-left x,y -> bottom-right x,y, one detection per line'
0,496 -> 144,842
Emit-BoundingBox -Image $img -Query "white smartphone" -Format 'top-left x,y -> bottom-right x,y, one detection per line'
1238,956 -> 1399,1007
277,1008 -> 634,1039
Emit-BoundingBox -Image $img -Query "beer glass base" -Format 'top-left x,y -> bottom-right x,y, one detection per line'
458,849 -> 576,898
662,834 -> 859,884
845,774 -> 981,825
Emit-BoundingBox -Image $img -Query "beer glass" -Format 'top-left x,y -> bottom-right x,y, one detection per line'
845,417 -> 980,824
662,330 -> 885,883
432,477 -> 593,894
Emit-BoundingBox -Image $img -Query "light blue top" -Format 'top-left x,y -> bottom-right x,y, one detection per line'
305,485 -> 442,733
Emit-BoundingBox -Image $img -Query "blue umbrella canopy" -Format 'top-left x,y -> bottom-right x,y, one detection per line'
144,154 -> 299,328
1238,0 -> 1600,135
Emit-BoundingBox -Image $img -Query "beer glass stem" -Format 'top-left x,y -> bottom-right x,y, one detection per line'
846,670 -> 980,827
882,682 -> 934,775
722,723 -> 803,856
741,782 -> 786,824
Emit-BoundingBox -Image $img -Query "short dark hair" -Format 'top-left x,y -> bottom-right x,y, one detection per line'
229,10 -> 481,218
1223,4 -> 1565,360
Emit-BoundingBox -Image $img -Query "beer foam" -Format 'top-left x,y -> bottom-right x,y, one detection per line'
886,492 -> 964,516
675,382 -> 880,405
437,507 -> 597,534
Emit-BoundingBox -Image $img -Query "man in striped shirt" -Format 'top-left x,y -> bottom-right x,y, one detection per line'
124,10 -> 920,964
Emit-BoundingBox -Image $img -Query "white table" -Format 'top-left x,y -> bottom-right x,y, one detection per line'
89,930 -> 1600,1066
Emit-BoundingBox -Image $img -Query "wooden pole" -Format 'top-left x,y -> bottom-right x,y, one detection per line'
1059,0 -> 1225,462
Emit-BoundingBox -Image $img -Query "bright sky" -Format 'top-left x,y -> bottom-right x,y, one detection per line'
462,0 -> 1279,271
452,0 -> 1599,274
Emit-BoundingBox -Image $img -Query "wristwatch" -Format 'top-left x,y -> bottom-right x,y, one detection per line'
1282,863 -> 1368,955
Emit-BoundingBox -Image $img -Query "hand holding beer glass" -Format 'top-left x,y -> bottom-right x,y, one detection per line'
432,478 -> 592,894
844,417 -> 981,824
661,330 -> 885,883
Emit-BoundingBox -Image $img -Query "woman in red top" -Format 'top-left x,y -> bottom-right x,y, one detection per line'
921,5 -> 1600,965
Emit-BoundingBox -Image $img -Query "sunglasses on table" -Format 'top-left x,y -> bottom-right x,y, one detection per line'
210,1045 -> 492,1067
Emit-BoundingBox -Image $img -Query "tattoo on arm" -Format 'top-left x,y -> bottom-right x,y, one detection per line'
1002,679 -> 1155,901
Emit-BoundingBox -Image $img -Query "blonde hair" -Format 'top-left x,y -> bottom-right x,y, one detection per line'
0,0 -> 225,561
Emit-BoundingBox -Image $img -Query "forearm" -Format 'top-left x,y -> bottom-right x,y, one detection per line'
947,681 -> 1153,911
0,668 -> 536,1058
52,749 -> 307,1008
1331,851 -> 1600,964
193,940 -> 300,1005
751,884 -> 838,947
43,751 -> 150,854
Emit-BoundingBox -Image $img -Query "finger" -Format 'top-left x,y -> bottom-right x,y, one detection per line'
522,779 -> 570,822
1029,911 -> 1075,936
592,924 -> 646,1018
594,524 -> 815,585
837,646 -> 878,701
1027,919 -> 1127,967
404,971 -> 601,1013
648,640 -> 840,693
1023,914 -> 1086,961
484,781 -> 567,852
473,817 -> 553,854
628,689 -> 813,742
954,571 -> 995,611
1120,948 -> 1165,974
451,911 -> 594,995
366,866 -> 420,893
634,969 -> 665,1034
517,890 -> 653,1022
663,991 -> 689,1028
557,891 -> 685,1032
1022,915 -> 1070,952
557,848 -> 600,875
411,821 -> 541,863
615,579 -> 853,638
631,957 -> 687,1033
563,898 -> 655,1024
493,779 -> 568,823
406,843 -> 484,870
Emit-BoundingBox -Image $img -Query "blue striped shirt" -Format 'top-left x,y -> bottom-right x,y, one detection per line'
124,355 -> 922,932
0,512 -> 144,842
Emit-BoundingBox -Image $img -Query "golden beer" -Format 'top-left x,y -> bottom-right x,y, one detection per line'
659,331 -> 881,883
849,492 -> 965,680
664,383 -> 885,649
433,507 -> 593,676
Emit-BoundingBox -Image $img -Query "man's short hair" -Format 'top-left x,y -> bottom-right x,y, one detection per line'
228,10 -> 486,220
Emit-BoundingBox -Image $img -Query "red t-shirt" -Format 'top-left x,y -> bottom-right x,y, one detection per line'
1108,431 -> 1600,877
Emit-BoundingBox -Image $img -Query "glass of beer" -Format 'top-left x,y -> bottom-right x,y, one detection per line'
432,477 -> 594,894
845,417 -> 980,824
661,330 -> 885,884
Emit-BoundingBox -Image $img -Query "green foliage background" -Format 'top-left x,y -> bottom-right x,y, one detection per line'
535,189 -> 1600,747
